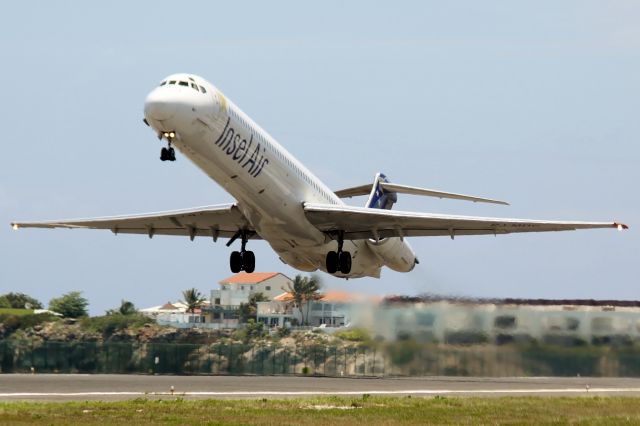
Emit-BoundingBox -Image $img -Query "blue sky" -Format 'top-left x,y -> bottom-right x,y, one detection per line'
2,1 -> 638,314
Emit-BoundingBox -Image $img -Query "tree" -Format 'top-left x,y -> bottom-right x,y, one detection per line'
0,292 -> 43,309
284,275 -> 322,325
239,292 -> 269,323
182,288 -> 206,314
106,300 -> 137,316
48,291 -> 89,318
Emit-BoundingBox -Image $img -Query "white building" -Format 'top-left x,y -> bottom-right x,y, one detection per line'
365,297 -> 640,344
257,291 -> 370,328
206,272 -> 294,327
214,272 -> 293,302
140,301 -> 210,327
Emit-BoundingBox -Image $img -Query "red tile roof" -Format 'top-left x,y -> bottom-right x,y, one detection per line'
220,272 -> 288,285
272,290 -> 378,303
160,302 -> 179,310
273,292 -> 294,302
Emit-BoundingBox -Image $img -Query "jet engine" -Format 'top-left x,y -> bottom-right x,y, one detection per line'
366,237 -> 417,272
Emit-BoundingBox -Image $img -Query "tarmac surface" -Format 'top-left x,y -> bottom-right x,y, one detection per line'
1,375 -> 640,401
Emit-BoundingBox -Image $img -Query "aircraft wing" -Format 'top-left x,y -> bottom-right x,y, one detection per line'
11,204 -> 257,241
304,203 -> 627,240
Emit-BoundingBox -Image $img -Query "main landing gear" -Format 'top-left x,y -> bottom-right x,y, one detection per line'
160,131 -> 176,162
160,146 -> 176,161
228,230 -> 255,273
326,231 -> 351,274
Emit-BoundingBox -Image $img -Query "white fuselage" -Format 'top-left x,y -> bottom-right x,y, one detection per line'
144,73 -> 416,278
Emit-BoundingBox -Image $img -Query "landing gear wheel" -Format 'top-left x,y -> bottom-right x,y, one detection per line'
326,251 -> 339,274
242,251 -> 256,273
230,251 -> 242,273
339,251 -> 352,274
160,147 -> 168,161
168,147 -> 176,161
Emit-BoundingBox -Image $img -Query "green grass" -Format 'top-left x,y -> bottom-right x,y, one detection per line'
0,308 -> 33,316
1,396 -> 640,425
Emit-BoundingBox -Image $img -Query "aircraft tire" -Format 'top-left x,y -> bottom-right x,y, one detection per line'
230,251 -> 242,273
339,251 -> 352,274
326,251 -> 339,274
243,250 -> 256,273
160,147 -> 168,161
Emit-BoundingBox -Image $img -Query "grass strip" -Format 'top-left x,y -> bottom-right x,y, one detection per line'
1,396 -> 639,425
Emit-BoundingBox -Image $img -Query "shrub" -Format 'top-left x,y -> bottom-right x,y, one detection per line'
80,314 -> 154,336
0,313 -> 59,337
0,292 -> 43,309
49,291 -> 89,318
334,328 -> 371,342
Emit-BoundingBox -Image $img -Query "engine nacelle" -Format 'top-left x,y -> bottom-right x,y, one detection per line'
366,237 -> 417,272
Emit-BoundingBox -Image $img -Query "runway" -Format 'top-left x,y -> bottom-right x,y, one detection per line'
1,375 -> 640,401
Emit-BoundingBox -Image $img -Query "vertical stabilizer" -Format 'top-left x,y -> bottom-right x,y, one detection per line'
365,173 -> 397,210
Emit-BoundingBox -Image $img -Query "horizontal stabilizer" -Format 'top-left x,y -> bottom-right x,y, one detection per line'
334,182 -> 509,205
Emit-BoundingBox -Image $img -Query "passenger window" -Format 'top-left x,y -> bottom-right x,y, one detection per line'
179,81 -> 189,86
199,86 -> 207,93
169,80 -> 176,85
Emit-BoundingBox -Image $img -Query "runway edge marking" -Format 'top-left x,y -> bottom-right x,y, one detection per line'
3,388 -> 640,397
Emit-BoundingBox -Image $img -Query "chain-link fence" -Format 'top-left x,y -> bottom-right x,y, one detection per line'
1,340 -> 639,377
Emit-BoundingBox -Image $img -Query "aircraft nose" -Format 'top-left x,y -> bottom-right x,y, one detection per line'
144,88 -> 177,121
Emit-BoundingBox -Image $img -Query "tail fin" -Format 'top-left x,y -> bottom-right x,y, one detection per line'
365,173 -> 398,210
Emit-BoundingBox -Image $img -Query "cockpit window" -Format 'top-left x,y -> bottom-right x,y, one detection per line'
179,81 -> 189,87
190,83 -> 198,90
160,81 -> 167,86
168,80 -> 176,85
199,86 -> 207,93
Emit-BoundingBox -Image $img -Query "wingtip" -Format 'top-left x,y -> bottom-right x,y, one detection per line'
614,222 -> 629,231
11,223 -> 19,230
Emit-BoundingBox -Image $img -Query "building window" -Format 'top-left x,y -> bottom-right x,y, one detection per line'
214,298 -> 220,305
269,317 -> 279,326
494,315 -> 516,329
265,286 -> 271,291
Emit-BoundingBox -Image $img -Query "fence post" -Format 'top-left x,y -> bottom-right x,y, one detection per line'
373,347 -> 376,376
343,347 -> 347,376
323,346 -> 327,376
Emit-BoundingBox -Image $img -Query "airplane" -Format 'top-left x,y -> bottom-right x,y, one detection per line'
11,73 -> 628,278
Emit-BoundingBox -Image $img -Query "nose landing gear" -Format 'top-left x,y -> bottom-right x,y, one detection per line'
326,231 -> 352,274
160,131 -> 176,162
227,230 -> 256,273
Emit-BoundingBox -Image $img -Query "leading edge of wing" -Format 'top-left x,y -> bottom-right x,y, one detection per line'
10,204 -> 257,241
304,203 -> 628,239
11,204 -> 239,228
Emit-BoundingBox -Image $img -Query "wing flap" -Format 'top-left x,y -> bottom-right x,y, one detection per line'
11,204 -> 257,240
304,203 -> 626,240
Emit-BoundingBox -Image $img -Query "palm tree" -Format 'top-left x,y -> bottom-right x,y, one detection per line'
284,275 -> 322,325
239,292 -> 269,323
182,288 -> 206,314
